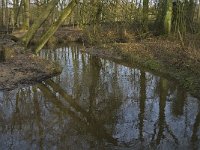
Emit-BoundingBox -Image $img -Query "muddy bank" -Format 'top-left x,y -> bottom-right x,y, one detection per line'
0,38 -> 62,90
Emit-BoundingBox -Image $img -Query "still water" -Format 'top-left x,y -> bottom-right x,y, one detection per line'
0,45 -> 199,150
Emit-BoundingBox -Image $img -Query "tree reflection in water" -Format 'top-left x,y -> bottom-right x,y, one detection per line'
0,45 -> 199,149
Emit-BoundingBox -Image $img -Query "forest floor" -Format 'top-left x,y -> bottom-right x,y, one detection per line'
0,37 -> 61,90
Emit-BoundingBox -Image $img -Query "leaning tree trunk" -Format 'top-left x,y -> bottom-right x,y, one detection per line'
21,0 -> 60,47
34,0 -> 78,54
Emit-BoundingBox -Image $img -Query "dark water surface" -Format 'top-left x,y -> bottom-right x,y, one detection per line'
0,45 -> 199,150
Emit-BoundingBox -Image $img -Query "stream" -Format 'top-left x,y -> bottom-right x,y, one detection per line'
0,45 -> 199,149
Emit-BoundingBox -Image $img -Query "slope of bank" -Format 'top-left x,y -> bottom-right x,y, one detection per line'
0,37 -> 62,90
82,37 -> 200,99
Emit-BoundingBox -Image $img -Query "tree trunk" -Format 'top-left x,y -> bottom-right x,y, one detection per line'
15,0 -> 23,28
21,0 -> 60,46
197,0 -> 200,24
5,0 -> 9,32
22,0 -> 30,30
143,0 -> 149,32
187,0 -> 195,23
198,0 -> 200,24
1,0 -> 5,26
164,0 -> 172,34
13,0 -> 19,27
34,0 -> 78,54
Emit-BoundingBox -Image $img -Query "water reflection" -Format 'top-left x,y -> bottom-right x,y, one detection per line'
0,46 -> 199,149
